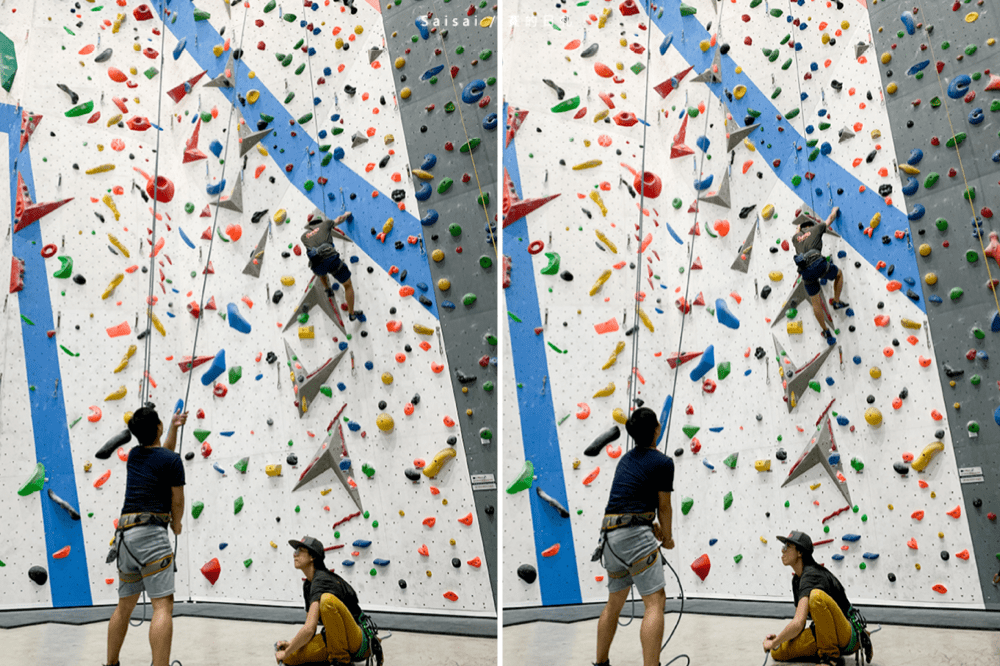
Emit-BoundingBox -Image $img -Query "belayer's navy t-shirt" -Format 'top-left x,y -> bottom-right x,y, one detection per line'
121,446 -> 185,515
604,447 -> 674,515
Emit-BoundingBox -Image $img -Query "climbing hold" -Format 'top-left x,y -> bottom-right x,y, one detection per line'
28,566 -> 48,586
691,553 -> 711,581
18,463 -> 45,496
423,447 -> 457,478
517,564 -> 537,584
200,558 -> 221,585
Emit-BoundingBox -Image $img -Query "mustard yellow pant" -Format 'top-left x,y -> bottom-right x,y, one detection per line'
283,593 -> 365,665
771,589 -> 854,662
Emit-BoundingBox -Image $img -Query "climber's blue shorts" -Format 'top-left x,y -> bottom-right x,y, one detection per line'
604,525 -> 664,597
307,249 -> 352,284
801,259 -> 839,297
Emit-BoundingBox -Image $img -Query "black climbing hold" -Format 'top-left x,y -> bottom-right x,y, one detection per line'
760,285 -> 771,299
887,573 -> 896,582
447,436 -> 457,445
394,241 -> 404,250
96,429 -> 133,459
738,205 -> 756,219
866,395 -> 875,404
770,247 -> 779,254
940,550 -> 949,561
719,43 -> 730,55
934,429 -> 944,439
906,290 -> 920,301
419,295 -> 432,306
452,558 -> 462,568
412,394 -> 421,405
252,209 -> 270,224
943,363 -> 964,378
754,346 -> 766,359
267,419 -> 274,426
367,266 -> 375,274
185,451 -> 195,461
891,338 -> 899,347
542,79 -> 565,100
585,426 -> 620,457
378,155 -> 390,168
887,264 -> 894,276
559,270 -> 573,281
865,150 -> 877,164
28,566 -> 48,586
854,262 -> 861,268
893,461 -> 909,475
878,184 -> 892,197
266,351 -> 278,364
848,325 -> 856,332
899,388 -> 908,400
73,274 -> 86,285
877,301 -> 884,309
456,370 -> 478,384
485,505 -> 495,515
344,84 -> 357,96
634,398 -> 644,407
830,80 -> 843,91
404,468 -> 420,481
398,579 -> 407,589
674,448 -> 684,457
378,400 -> 387,410
57,84 -> 79,105
517,564 -> 538,584
286,454 -> 298,466
272,290 -> 283,304
360,330 -> 368,338
391,189 -> 405,202
756,413 -> 763,421
973,498 -> 982,508
776,448 -> 787,461
404,344 -> 412,352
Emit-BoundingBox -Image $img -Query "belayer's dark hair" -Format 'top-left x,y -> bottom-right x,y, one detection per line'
626,407 -> 659,448
128,407 -> 161,446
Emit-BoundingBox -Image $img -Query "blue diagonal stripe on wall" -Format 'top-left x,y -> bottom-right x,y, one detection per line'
503,102 -> 583,606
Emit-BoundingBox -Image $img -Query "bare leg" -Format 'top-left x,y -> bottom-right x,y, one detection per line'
150,595 -> 174,666
811,294 -> 828,332
639,588 -> 666,666
319,274 -> 331,292
833,272 -> 844,302
342,279 -> 356,315
596,587 -> 630,664
107,593 -> 140,664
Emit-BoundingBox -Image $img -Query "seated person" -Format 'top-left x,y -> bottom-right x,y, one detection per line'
275,537 -> 383,666
301,211 -> 364,323
792,206 -> 846,344
764,531 -> 873,666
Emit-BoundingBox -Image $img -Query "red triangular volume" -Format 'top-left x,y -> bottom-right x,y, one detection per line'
178,355 -> 215,372
201,226 -> 213,239
691,257 -> 703,270
13,172 -> 74,233
692,292 -> 705,306
505,106 -> 528,148
203,261 -> 215,275
502,168 -> 561,229
166,70 -> 207,104
10,257 -> 25,294
666,351 -> 703,369
200,557 -> 221,585
652,66 -> 694,99
20,111 -> 43,153
200,205 -> 212,218
985,74 -> 1000,92
687,200 -> 699,214
671,114 -> 695,159
204,296 -> 217,310
183,117 -> 208,163
688,222 -> 701,235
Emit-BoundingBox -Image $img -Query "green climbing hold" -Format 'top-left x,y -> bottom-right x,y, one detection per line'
234,456 -> 249,473
785,108 -> 801,120
483,381 -> 494,392
808,148 -> 820,162
682,425 -> 700,439
770,8 -> 783,16
850,457 -> 864,472
185,202 -> 195,214
506,460 -> 534,493
479,49 -> 493,60
552,96 -> 581,113
859,562 -> 867,571
965,44 -> 978,56
438,178 -> 454,194
784,500 -> 790,508
459,138 -> 481,153
930,97 -> 941,108
244,558 -> 253,568
723,453 -> 738,469
508,311 -> 522,323
321,153 -> 333,166
463,293 -> 477,307
547,342 -> 565,354
541,252 -> 561,275
717,362 -> 731,380
477,192 -> 490,208
787,308 -> 798,319
193,9 -> 211,20
65,100 -> 94,117
144,67 -> 158,80
0,30 -> 17,93
723,491 -> 734,511
18,463 -> 45,496
681,497 -> 694,515
448,223 -> 462,237
672,198 -> 682,209
936,218 -> 948,231
193,429 -> 211,443
950,287 -> 964,301
362,463 -> 375,478
687,106 -> 699,118
331,127 -> 343,135
946,132 -> 968,148
53,257 -> 73,279
630,62 -> 645,75
304,180 -> 314,192
808,380 -> 821,393
791,175 -> 802,187
734,554 -> 743,564
284,92 -> 295,105
967,250 -> 979,263
283,13 -> 297,22
923,172 -> 940,188
971,374 -> 981,386
486,334 -> 498,345
750,0 -> 762,6
679,3 -> 697,16
20,314 -> 34,325
747,108 -> 762,118
298,113 -> 313,125
192,501 -> 205,519
444,101 -> 456,113
480,428 -> 494,440
969,421 -> 981,433
781,58 -> 793,71
229,366 -> 242,384
480,256 -> 493,269
964,187 -> 976,201
319,385 -> 333,398
992,100 -> 1000,113
234,496 -> 244,515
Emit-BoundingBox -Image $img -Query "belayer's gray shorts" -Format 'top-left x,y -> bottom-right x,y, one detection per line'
117,525 -> 175,599
603,525 -> 664,596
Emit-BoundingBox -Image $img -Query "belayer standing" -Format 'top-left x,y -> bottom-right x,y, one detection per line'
301,210 -> 365,323
593,407 -> 675,666
792,206 -> 847,345
104,405 -> 188,666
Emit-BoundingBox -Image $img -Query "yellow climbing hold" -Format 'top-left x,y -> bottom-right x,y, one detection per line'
901,318 -> 921,330
395,57 -> 406,69
911,441 -> 945,471
881,52 -> 892,64
354,25 -> 364,34
102,273 -> 124,300
572,458 -> 581,470
335,38 -> 345,49
989,38 -> 996,46
256,143 -> 268,157
769,270 -> 784,282
603,341 -> 626,371
841,21 -> 850,29
123,412 -> 133,425
480,16 -> 493,27
400,87 -> 411,99
899,164 -> 920,175
590,191 -> 608,217
108,234 -> 130,258
266,464 -> 282,477
382,218 -> 394,235
376,413 -> 395,433
87,164 -> 116,175
105,385 -> 127,401
384,135 -> 394,145
114,345 -> 137,374
966,12 -> 979,23
412,169 -> 434,180
762,204 -> 775,220
810,483 -> 822,490
743,138 -> 756,152
870,367 -> 881,379
273,209 -> 287,224
755,459 -> 771,472
573,159 -> 602,170
298,326 -> 314,340
612,407 -> 628,424
593,109 -> 610,123
595,229 -> 617,253
821,33 -> 831,45
871,129 -> 882,140
637,306 -> 654,333
112,13 -> 124,33
247,90 -> 260,104
437,278 -> 451,291
735,66 -> 743,74
381,372 -> 393,385
280,276 -> 295,287
870,212 -> 881,229
925,272 -> 938,285
270,541 -> 278,549
886,82 -> 898,95
423,447 -> 457,478
787,320 -> 803,334
864,407 -> 883,427
432,249 -> 445,262
699,40 -> 711,51
598,7 -> 611,28
148,308 -> 165,337
106,114 -> 123,127
213,44 -> 224,57
593,382 -> 616,398
413,324 -> 435,336
734,85 -> 747,100
918,243 -> 931,257
590,269 -> 612,296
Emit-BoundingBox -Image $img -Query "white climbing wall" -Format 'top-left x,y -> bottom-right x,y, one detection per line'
503,0 -> 984,609
0,0 -> 493,616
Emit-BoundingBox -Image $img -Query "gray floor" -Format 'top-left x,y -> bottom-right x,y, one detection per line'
503,613 -> 1000,666
1,616 -> 497,666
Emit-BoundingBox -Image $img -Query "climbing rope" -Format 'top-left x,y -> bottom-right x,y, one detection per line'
440,34 -> 499,257
920,1 -> 1000,319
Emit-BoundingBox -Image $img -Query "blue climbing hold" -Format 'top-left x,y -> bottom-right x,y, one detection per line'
702,459 -> 715,471
415,16 -> 430,39
900,11 -> 916,35
415,182 -> 432,201
421,65 -> 445,81
715,298 -> 740,329
209,141 -> 223,158
220,543 -> 228,550
902,177 -> 919,196
837,250 -> 847,259
929,295 -> 943,304
992,311 -> 1000,332
206,179 -> 226,196
348,421 -> 361,431
656,394 -> 673,447
441,300 -> 456,310
948,74 -> 971,99
227,303 -> 251,334
820,142 -> 832,156
690,345 -> 715,381
421,154 -> 437,169
201,349 -> 226,386
709,538 -> 718,546
969,108 -> 984,125
178,227 -> 195,249
220,431 -> 234,437
862,552 -> 879,560
828,454 -> 840,466
338,341 -> 348,351
693,174 -> 714,191
416,283 -> 429,292
333,147 -> 345,161
339,459 -> 351,471
832,554 -> 845,561
373,559 -> 390,566
906,60 -> 929,76
172,38 -> 187,60
825,377 -> 835,386
364,361 -> 374,370
337,382 -> 346,391
836,415 -> 849,426
852,356 -> 862,365
461,79 -> 486,104
353,540 -> 372,548
696,136 -> 710,152
842,534 -> 861,542
908,204 -> 925,221
483,113 -> 498,131
904,277 -> 915,286
907,149 -> 923,165
341,560 -> 355,567
659,33 -> 673,55
665,223 -> 683,244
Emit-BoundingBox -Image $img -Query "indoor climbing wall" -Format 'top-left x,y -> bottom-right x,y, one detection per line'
502,0 -> 990,609
867,0 -> 1000,610
0,0 -> 494,617
380,0 -> 500,604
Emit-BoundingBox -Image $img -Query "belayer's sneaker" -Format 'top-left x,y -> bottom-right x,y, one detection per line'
349,310 -> 366,323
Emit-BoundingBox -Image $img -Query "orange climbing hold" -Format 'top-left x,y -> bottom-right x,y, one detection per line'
443,416 -> 456,427
386,320 -> 403,333
422,517 -> 436,528
226,224 -> 242,241
94,470 -> 111,488
594,318 -> 620,334
955,549 -> 970,560
418,544 -> 429,556
443,591 -> 459,601
399,286 -> 415,297
107,321 -> 131,338
431,363 -> 444,373
53,546 -> 71,559
911,510 -> 924,521
541,543 -> 561,557
88,406 -> 103,423
886,281 -> 902,292
467,556 -> 482,567
932,584 -> 947,595
583,467 -> 600,485
907,538 -> 918,550
931,410 -> 943,421
873,315 -> 890,327
918,356 -> 932,367
946,505 -> 962,519
607,445 -> 622,458
458,512 -> 474,526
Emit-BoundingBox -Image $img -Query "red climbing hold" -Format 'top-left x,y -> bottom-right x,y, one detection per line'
467,556 -> 482,567
932,584 -> 947,595
53,545 -> 71,559
443,591 -> 459,602
133,4 -> 154,20
955,549 -> 970,560
911,510 -> 924,521
418,544 -> 429,556
946,505 -> 962,519
201,558 -> 221,585
541,543 -> 561,557
9,257 -> 25,294
458,512 -> 474,526
691,553 -> 711,581
907,538 -> 918,550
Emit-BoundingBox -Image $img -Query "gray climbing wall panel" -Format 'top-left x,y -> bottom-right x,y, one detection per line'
869,0 -> 1000,608
379,1 -> 498,606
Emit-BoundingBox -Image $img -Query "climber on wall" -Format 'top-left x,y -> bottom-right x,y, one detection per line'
275,536 -> 383,666
764,531 -> 874,666
592,407 -> 675,666
792,206 -> 847,345
301,210 -> 365,323
104,405 -> 188,666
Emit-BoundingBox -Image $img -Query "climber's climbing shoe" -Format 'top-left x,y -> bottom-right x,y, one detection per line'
349,310 -> 366,323
830,300 -> 849,310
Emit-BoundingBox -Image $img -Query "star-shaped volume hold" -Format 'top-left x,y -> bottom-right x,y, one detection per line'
13,171 -> 73,233
283,339 -> 347,418
293,415 -> 364,513
772,334 -> 835,412
781,412 -> 851,506
502,167 -> 560,229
